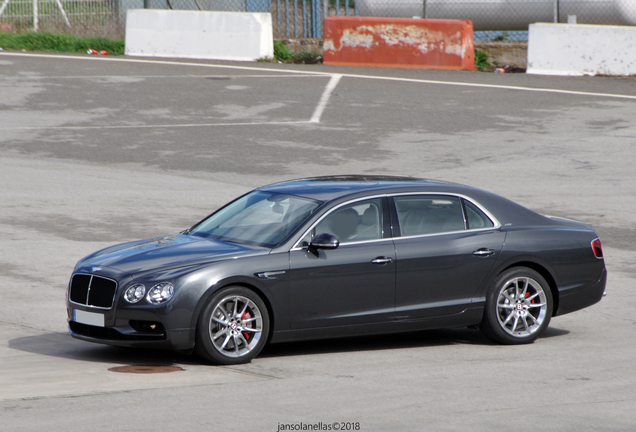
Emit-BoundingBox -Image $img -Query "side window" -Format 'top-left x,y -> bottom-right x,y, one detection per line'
394,195 -> 465,236
463,199 -> 494,229
301,199 -> 383,245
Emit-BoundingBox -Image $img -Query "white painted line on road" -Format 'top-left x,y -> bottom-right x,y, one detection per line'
1,120 -> 314,131
0,52 -> 326,75
310,74 -> 342,123
345,73 -> 636,101
11,74 -> 326,80
3,52 -> 636,101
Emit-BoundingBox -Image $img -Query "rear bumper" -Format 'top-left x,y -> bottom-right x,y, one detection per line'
555,267 -> 607,316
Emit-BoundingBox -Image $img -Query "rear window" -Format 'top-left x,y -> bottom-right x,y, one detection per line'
463,199 -> 494,230
394,195 -> 465,236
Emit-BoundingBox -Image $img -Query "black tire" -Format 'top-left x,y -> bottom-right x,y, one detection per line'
480,267 -> 553,345
195,286 -> 269,365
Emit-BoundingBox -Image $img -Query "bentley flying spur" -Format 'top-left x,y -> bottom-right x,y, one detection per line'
67,176 -> 607,364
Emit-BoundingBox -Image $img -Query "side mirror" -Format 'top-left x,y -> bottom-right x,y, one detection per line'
309,233 -> 340,250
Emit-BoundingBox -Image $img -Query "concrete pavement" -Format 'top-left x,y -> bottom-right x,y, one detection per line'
1,52 -> 635,431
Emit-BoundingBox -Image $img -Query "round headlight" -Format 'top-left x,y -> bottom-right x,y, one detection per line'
124,284 -> 146,303
147,282 -> 174,304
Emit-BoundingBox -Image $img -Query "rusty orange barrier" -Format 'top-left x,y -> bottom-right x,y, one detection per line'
323,17 -> 475,70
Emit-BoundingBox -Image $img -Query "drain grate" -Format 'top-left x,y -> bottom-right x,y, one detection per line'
108,365 -> 184,374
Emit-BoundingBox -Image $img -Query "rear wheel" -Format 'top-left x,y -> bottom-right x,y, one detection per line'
480,267 -> 553,344
195,286 -> 269,365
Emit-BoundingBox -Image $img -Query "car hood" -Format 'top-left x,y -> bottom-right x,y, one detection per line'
75,234 -> 269,277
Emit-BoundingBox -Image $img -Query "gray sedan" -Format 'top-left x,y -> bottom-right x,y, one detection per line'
66,176 -> 606,365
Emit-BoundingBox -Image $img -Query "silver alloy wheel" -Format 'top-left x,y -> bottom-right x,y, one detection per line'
209,295 -> 264,358
496,276 -> 548,338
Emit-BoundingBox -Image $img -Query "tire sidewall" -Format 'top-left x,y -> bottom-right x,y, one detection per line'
481,267 -> 553,345
196,285 -> 270,365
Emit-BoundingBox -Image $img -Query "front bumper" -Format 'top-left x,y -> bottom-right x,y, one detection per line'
68,321 -> 191,350
67,304 -> 194,351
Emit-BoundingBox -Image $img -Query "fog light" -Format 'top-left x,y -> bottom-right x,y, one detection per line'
147,282 -> 174,304
124,284 -> 146,303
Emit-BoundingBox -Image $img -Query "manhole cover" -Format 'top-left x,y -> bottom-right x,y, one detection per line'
108,365 -> 184,374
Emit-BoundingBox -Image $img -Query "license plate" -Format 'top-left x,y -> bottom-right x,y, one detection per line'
73,309 -> 105,327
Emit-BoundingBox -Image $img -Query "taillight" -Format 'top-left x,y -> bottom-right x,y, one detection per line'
591,238 -> 603,259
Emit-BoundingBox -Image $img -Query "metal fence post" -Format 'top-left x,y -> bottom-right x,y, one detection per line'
144,0 -> 149,8
112,0 -> 121,24
554,0 -> 559,23
285,0 -> 290,36
303,0 -> 308,38
320,0 -> 329,37
311,0 -> 320,38
33,0 -> 38,31
294,0 -> 298,38
277,0 -> 281,37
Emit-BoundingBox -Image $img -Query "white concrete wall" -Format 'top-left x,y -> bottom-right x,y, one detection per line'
527,23 -> 636,76
125,10 -> 274,61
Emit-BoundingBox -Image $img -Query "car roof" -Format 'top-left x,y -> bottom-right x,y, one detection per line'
258,175 -> 462,201
258,175 -> 550,227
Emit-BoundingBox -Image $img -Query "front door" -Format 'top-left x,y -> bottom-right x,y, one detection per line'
288,197 -> 396,329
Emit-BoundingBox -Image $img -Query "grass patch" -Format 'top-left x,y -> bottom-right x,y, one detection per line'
258,40 -> 322,64
273,40 -> 294,61
475,50 -> 491,71
0,32 -> 124,55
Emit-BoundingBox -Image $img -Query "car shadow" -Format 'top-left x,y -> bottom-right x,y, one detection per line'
7,326 -> 570,365
7,332 -> 195,366
258,328 -> 490,359
259,325 -> 569,359
541,326 -> 570,338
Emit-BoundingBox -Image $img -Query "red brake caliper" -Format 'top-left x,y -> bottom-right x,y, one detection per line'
241,311 -> 252,341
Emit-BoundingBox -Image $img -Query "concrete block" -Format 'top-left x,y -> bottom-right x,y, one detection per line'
125,9 -> 274,61
323,17 -> 475,70
527,23 -> 636,76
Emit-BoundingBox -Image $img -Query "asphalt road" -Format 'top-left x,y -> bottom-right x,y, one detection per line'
1,52 -> 635,431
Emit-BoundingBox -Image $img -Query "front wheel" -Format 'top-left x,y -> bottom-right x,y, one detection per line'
480,267 -> 553,345
195,286 -> 269,365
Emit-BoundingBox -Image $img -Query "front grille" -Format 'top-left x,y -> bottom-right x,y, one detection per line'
70,274 -> 117,308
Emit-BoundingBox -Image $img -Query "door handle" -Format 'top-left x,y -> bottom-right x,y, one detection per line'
371,257 -> 393,265
473,248 -> 495,257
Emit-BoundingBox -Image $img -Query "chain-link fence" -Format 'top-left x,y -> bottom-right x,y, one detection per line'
357,0 -> 636,41
0,0 -> 634,41
271,0 -> 324,38
0,0 -> 123,37
0,0 -> 328,38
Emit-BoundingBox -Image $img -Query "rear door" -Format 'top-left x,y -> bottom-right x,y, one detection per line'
391,194 -> 505,320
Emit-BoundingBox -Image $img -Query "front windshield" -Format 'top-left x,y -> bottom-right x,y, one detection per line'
190,191 -> 322,247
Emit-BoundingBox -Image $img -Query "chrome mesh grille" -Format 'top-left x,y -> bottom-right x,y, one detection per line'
70,274 -> 117,309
